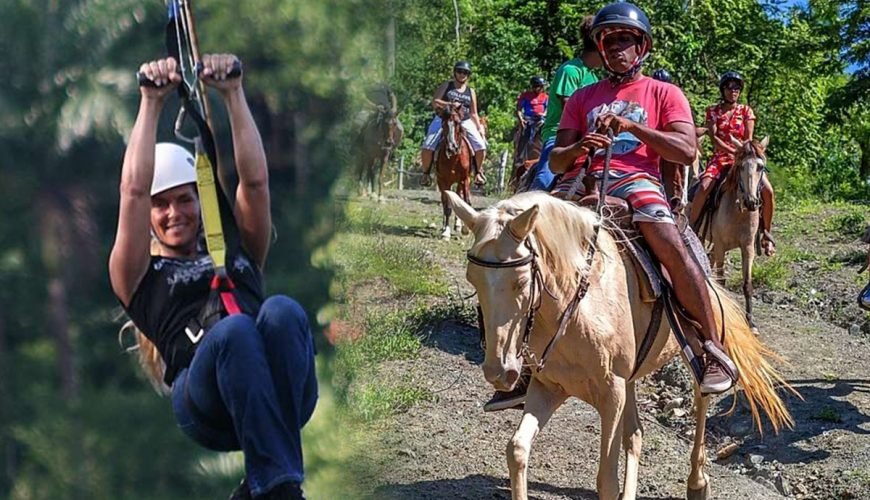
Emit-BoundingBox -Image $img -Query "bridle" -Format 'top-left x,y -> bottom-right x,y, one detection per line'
733,145 -> 766,212
467,229 -> 597,372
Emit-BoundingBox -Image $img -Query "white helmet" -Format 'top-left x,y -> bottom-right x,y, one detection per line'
151,142 -> 197,196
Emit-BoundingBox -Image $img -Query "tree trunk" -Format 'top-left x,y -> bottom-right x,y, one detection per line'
294,111 -> 308,196
386,14 -> 396,79
38,192 -> 78,401
860,137 -> 870,180
0,306 -> 14,488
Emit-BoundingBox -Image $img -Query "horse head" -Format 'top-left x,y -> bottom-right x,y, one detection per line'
728,136 -> 769,212
437,103 -> 464,157
445,191 -> 600,391
382,90 -> 403,151
445,190 -> 541,389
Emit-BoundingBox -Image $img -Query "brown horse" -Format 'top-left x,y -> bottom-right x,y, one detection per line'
509,118 -> 543,192
355,88 -> 403,202
446,189 -> 793,500
701,137 -> 769,334
434,103 -> 473,239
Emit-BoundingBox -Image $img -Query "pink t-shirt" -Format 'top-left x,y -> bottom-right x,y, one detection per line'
558,76 -> 693,178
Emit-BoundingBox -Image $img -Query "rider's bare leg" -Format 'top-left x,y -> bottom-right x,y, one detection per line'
474,150 -> 487,184
420,148 -> 434,186
421,149 -> 434,175
760,176 -> 776,256
637,221 -> 737,392
689,177 -> 714,228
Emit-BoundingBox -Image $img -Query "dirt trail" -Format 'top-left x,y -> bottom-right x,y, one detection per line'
361,189 -> 870,500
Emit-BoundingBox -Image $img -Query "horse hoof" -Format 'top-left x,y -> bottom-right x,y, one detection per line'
751,326 -> 760,337
461,225 -> 470,235
378,196 -> 385,204
441,229 -> 451,240
686,480 -> 712,500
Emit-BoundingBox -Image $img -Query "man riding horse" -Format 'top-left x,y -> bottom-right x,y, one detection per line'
514,76 -> 548,158
690,71 -> 776,256
523,17 -> 601,192
484,2 -> 739,412
420,61 -> 488,187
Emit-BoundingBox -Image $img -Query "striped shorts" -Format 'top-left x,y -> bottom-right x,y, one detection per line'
552,169 -> 675,224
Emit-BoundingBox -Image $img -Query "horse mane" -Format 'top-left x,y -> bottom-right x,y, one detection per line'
724,139 -> 767,191
473,192 -> 602,292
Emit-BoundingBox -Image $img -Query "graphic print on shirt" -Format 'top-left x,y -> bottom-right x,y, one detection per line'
586,101 -> 648,157
155,253 -> 254,289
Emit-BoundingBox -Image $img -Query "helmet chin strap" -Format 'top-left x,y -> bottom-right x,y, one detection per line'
597,30 -> 650,85
605,50 -> 649,85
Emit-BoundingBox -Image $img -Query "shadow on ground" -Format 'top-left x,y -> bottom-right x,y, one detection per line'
709,378 -> 870,464
377,473 -> 682,500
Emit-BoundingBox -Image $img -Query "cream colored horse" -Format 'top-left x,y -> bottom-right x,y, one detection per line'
705,137 -> 769,334
446,190 -> 793,500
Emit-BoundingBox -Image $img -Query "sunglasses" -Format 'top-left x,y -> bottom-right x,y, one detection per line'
455,69 -> 470,75
725,84 -> 742,91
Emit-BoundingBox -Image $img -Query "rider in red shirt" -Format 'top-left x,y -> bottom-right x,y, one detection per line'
690,71 -> 776,256
550,3 -> 738,395
514,76 -> 549,162
484,3 -> 740,413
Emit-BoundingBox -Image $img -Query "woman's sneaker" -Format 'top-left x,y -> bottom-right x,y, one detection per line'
483,371 -> 530,412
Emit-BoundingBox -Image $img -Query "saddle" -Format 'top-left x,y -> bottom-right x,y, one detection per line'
690,175 -> 727,244
554,188 -> 711,382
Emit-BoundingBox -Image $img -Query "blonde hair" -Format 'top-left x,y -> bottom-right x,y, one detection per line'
119,321 -> 170,395
117,236 -> 171,395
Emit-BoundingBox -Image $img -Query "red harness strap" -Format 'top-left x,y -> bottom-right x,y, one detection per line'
210,274 -> 242,315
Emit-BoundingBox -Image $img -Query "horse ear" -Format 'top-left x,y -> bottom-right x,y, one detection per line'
507,205 -> 539,242
759,136 -> 769,149
445,191 -> 479,229
730,135 -> 743,148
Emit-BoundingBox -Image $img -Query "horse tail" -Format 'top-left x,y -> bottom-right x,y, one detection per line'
711,281 -> 799,434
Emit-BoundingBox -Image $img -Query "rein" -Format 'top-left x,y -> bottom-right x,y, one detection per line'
468,137 -> 614,372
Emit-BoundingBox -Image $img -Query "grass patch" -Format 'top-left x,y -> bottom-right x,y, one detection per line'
332,300 -> 475,421
824,209 -> 867,238
349,384 -> 433,422
750,255 -> 792,290
327,232 -> 448,297
334,309 -> 423,390
846,468 -> 870,487
812,406 -> 842,423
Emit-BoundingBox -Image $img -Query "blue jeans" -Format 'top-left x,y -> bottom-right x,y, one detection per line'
170,295 -> 318,497
528,136 -> 557,191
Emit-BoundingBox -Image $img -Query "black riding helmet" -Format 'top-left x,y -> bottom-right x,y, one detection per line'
530,76 -> 546,87
719,71 -> 744,92
454,61 -> 472,74
590,3 -> 653,78
652,68 -> 673,84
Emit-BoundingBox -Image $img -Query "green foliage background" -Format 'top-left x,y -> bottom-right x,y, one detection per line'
0,0 -> 867,498
362,0 -> 867,202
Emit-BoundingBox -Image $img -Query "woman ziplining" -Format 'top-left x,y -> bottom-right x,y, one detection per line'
110,50 -> 316,500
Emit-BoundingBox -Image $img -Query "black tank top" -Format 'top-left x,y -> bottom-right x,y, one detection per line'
122,247 -> 264,385
442,81 -> 473,121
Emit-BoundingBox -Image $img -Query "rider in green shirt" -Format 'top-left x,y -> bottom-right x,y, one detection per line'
524,16 -> 601,192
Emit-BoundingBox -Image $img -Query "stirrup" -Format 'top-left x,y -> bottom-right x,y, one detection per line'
702,340 -> 739,382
